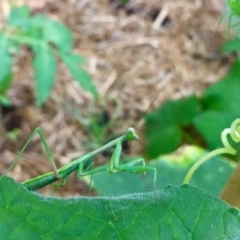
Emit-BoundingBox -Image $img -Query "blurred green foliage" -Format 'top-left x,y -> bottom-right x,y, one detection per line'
144,58 -> 240,159
0,5 -> 97,107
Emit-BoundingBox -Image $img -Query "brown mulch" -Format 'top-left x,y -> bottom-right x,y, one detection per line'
0,0 -> 233,196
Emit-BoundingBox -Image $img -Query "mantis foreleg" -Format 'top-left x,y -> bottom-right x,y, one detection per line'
79,140 -> 157,189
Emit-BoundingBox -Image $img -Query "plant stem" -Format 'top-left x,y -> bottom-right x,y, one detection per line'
183,148 -> 234,184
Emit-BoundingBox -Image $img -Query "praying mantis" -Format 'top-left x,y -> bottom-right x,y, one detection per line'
3,79 -> 162,194
3,126 -> 157,192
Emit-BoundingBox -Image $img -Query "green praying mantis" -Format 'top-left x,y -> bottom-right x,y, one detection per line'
4,126 -> 157,192
4,117 -> 240,194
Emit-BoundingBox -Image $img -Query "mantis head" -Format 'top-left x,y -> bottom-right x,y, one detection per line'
126,128 -> 139,141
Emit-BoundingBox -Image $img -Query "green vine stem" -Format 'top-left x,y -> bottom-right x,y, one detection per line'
183,118 -> 240,184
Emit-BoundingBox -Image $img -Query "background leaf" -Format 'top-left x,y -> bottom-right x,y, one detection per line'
30,15 -> 73,52
200,59 -> 240,112
32,47 -> 57,106
145,95 -> 200,126
144,59 -> 240,157
221,37 -> 240,52
144,95 -> 200,158
59,52 -> 98,98
0,94 -> 11,106
192,60 -> 240,150
0,34 -> 13,83
193,111 -> 239,150
7,5 -> 31,30
145,125 -> 182,157
0,176 -> 240,239
0,73 -> 13,94
0,73 -> 13,106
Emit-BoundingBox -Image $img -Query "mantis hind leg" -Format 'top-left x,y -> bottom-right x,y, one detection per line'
77,161 -> 96,195
51,176 -> 68,195
4,127 -> 60,179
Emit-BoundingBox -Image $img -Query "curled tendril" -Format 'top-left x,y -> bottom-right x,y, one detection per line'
183,118 -> 240,184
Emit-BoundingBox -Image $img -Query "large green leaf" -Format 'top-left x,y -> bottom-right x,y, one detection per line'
0,176 -> 240,239
59,51 -> 98,98
32,47 -> 57,106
